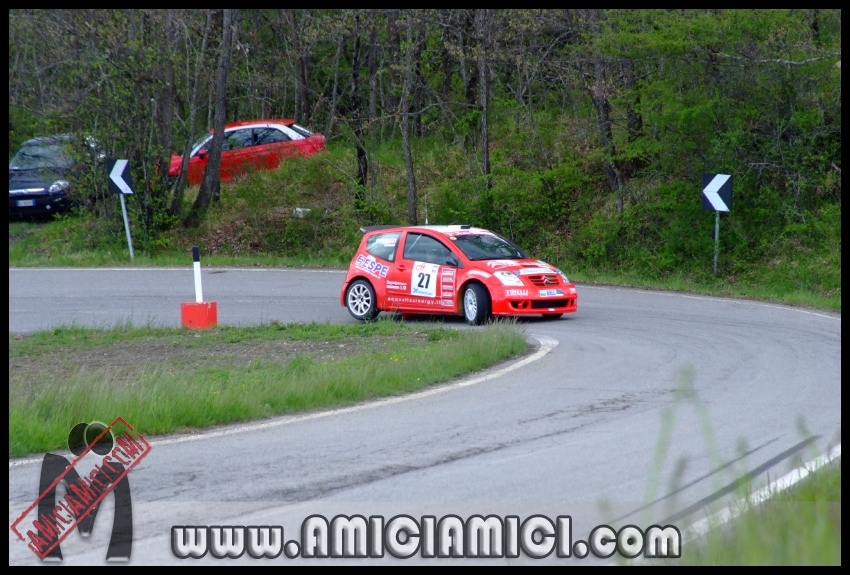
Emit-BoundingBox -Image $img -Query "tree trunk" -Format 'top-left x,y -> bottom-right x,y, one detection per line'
171,10 -> 213,218
622,59 -> 643,144
350,10 -> 368,199
326,32 -> 344,135
475,9 -> 491,191
152,9 -> 176,229
441,29 -> 453,102
386,10 -> 401,130
367,13 -> 380,190
588,9 -> 624,212
285,10 -> 311,126
413,19 -> 425,138
460,10 -> 479,148
367,12 -> 378,132
621,57 -> 645,190
185,9 -> 234,228
213,9 -> 240,204
401,13 -> 418,225
71,12 -> 84,130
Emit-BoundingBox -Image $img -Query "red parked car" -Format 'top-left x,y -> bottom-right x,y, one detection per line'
169,119 -> 326,186
341,225 -> 578,325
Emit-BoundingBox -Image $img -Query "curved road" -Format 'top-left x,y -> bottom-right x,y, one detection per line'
8,267 -> 842,564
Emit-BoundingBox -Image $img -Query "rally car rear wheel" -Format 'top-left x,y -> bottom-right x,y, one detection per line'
346,279 -> 379,321
463,283 -> 492,326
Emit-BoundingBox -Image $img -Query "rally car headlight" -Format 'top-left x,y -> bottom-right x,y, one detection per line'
554,268 -> 570,284
494,271 -> 524,286
48,180 -> 70,195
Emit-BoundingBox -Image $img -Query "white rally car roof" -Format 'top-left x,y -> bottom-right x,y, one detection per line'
418,225 -> 492,234
359,224 -> 494,235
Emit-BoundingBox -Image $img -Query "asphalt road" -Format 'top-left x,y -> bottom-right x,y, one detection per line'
8,267 -> 842,564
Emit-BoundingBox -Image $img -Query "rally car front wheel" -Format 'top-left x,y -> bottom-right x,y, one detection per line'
463,283 -> 492,326
346,279 -> 379,321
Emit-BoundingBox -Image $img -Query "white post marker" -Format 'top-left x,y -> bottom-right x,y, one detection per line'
181,245 -> 217,329
193,246 -> 203,303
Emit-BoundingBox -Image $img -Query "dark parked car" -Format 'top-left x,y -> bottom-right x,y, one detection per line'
9,134 -> 98,219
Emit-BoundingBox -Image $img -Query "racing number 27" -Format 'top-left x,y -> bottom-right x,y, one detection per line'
411,262 -> 439,298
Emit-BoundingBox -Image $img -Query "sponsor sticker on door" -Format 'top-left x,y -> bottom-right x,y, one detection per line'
411,262 -> 440,297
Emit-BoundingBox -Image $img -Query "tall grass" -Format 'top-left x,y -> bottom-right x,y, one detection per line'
677,462 -> 841,565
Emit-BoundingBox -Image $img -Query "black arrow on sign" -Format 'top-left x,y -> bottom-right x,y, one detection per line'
701,173 -> 732,212
107,159 -> 134,195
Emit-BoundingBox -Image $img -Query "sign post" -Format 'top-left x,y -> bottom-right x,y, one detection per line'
702,174 -> 732,275
107,159 -> 135,261
714,211 -> 720,275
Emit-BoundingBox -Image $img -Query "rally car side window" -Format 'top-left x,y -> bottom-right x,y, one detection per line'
365,232 -> 401,262
255,127 -> 290,145
403,233 -> 453,265
223,129 -> 254,150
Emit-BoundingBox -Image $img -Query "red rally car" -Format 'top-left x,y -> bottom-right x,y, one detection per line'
340,225 -> 578,325
168,119 -> 326,187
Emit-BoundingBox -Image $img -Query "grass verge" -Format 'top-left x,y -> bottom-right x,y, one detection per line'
676,461 -> 841,565
9,319 -> 528,458
570,269 -> 841,312
634,366 -> 841,565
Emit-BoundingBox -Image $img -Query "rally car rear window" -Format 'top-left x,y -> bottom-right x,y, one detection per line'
365,232 -> 400,262
289,123 -> 315,138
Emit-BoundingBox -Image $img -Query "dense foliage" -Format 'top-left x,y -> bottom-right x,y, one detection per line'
9,10 -> 841,291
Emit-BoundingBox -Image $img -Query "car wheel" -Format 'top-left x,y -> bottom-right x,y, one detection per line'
346,279 -> 379,321
541,313 -> 563,319
463,283 -> 492,326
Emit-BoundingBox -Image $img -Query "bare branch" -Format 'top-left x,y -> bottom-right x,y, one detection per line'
714,51 -> 840,66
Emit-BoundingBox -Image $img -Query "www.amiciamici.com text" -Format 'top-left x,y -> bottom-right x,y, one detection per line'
172,514 -> 681,560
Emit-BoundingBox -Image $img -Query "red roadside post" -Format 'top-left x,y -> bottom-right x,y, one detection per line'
180,246 -> 217,328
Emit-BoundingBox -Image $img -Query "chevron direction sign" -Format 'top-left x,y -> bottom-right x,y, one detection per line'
107,159 -> 135,195
106,158 -> 135,260
702,173 -> 732,212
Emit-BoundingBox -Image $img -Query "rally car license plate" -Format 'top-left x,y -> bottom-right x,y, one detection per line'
16,199 -> 36,207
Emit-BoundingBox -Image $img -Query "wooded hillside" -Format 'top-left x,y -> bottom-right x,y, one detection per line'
8,10 -> 841,296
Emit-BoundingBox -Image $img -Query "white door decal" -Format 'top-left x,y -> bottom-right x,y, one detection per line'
411,262 -> 440,297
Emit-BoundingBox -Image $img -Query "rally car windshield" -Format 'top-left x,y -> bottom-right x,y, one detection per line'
451,234 -> 527,261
